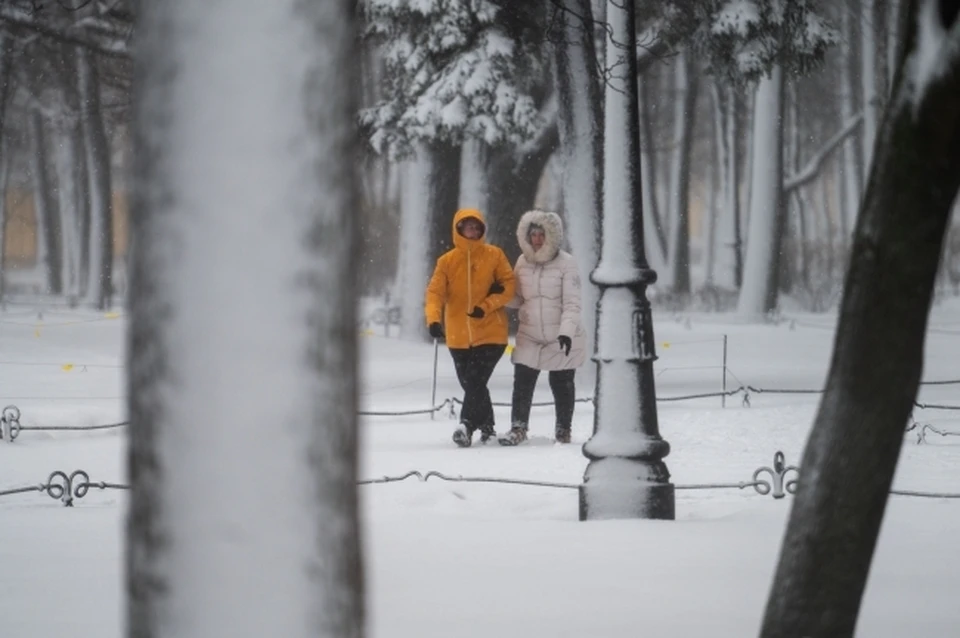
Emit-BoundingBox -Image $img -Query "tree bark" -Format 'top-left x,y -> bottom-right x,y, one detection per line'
665,49 -> 698,295
396,140 -> 461,340
638,72 -> 667,265
839,2 -> 863,244
760,1 -> 960,634
860,0 -> 879,176
553,0 -> 603,353
726,87 -> 743,289
0,30 -> 12,299
127,2 -> 365,638
29,110 -> 64,295
76,45 -> 114,309
737,65 -> 785,319
482,132 -> 558,267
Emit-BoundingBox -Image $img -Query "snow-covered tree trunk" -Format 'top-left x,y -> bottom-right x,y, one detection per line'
725,87 -> 743,288
76,46 -> 113,309
761,1 -> 960,634
396,140 -> 460,340
397,155 -> 433,340
459,138 -> 491,215
786,83 -> 810,289
482,134 -> 558,262
665,49 -> 698,294
53,122 -> 84,299
704,83 -> 723,287
820,162 -> 836,278
737,65 -> 786,319
888,0 -> 904,88
0,150 -> 7,301
0,31 -> 12,299
127,2 -> 365,638
861,0 -> 879,176
29,109 -> 63,295
839,3 -> 863,243
638,72 -> 667,267
553,0 -> 602,356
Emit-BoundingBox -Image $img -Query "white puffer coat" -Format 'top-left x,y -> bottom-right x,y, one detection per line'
509,210 -> 587,371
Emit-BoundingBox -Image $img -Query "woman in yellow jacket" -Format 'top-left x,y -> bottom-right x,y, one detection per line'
425,208 -> 516,447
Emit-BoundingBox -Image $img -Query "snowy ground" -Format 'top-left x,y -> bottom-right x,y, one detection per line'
2,298 -> 960,637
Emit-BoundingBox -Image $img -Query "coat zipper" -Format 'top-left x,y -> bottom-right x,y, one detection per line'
466,248 -> 474,345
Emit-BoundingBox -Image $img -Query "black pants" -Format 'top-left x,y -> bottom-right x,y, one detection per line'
449,344 -> 506,431
511,363 -> 575,430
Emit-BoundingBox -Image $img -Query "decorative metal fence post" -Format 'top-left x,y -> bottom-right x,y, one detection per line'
578,0 -> 674,521
722,334 -> 728,408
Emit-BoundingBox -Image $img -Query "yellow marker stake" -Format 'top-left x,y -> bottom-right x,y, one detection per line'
62,364 -> 74,372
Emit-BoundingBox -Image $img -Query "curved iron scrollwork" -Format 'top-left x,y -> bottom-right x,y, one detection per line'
1,405 -> 21,442
44,470 -> 92,506
752,451 -> 799,499
36,470 -> 129,506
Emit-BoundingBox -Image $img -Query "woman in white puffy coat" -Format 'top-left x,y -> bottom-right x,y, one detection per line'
499,209 -> 586,446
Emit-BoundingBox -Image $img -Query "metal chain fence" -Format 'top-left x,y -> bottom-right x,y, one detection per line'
4,374 -> 960,442
5,450 -> 960,508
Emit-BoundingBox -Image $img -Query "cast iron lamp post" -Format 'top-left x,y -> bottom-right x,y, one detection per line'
578,0 -> 674,521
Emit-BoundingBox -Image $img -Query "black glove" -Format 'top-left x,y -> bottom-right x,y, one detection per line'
558,335 -> 572,356
488,280 -> 505,295
428,322 -> 444,339
467,306 -> 485,319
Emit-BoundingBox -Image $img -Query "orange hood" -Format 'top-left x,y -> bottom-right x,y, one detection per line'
452,208 -> 487,251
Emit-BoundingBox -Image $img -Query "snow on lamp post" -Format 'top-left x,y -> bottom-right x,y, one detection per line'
579,0 -> 674,521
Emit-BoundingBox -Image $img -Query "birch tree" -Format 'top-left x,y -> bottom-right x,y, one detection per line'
761,1 -> 960,634
127,2 -> 364,638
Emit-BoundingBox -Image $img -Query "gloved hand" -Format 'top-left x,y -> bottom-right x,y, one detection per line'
558,335 -> 572,356
467,306 -> 485,319
428,322 -> 444,339
488,280 -> 505,295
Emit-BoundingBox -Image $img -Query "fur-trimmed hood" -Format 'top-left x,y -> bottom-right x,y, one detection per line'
516,210 -> 563,264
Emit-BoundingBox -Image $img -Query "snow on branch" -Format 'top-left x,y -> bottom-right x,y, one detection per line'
906,0 -> 960,115
0,2 -> 131,57
783,113 -> 863,193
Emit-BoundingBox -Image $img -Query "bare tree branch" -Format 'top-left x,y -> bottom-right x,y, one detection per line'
784,113 -> 864,193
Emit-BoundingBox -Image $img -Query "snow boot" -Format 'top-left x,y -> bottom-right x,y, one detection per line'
498,426 -> 529,446
555,426 -> 571,444
478,424 -> 497,444
452,424 -> 474,448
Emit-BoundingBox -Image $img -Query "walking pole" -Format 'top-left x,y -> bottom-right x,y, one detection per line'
431,337 -> 439,420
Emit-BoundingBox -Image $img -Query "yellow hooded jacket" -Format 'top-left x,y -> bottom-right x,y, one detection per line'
425,209 -> 516,349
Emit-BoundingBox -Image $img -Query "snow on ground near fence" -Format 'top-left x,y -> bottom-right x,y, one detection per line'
2,300 -> 960,637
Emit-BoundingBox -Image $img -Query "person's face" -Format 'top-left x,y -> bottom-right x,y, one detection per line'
529,228 -> 545,251
460,218 -> 483,239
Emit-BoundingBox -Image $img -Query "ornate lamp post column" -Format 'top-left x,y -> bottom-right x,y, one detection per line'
578,0 -> 674,521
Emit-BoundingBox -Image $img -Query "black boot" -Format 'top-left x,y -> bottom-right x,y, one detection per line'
478,424 -> 497,444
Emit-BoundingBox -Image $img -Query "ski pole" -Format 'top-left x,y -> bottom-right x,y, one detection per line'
430,337 -> 439,420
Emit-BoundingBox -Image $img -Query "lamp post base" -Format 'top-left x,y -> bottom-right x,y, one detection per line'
579,480 -> 675,521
